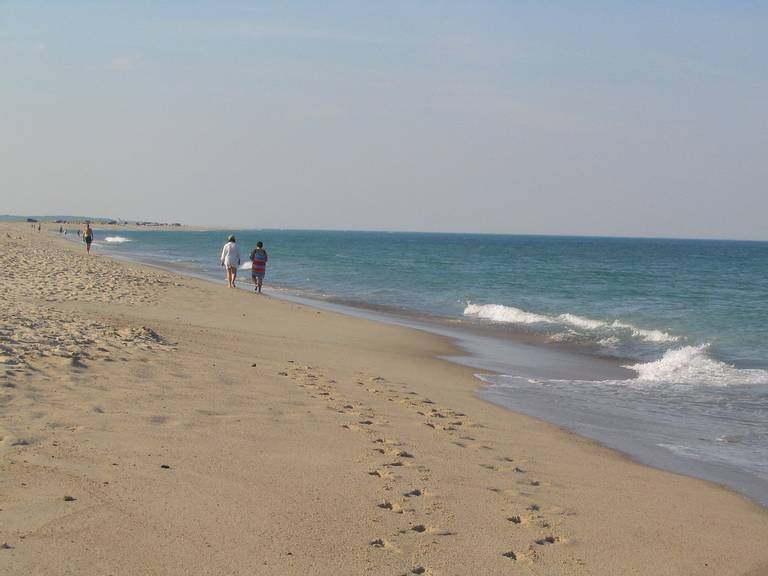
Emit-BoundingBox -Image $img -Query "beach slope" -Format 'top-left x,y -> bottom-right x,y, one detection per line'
1,223 -> 767,575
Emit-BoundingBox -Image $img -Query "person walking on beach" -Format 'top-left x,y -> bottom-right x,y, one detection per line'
249,241 -> 268,293
220,235 -> 241,288
82,222 -> 94,254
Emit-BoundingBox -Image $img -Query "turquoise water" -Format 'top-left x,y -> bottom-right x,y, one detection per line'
86,229 -> 768,502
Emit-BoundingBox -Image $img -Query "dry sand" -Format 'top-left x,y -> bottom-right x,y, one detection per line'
1,222 -> 767,575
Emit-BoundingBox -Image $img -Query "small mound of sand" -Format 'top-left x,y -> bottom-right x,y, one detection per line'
0,229 -> 176,374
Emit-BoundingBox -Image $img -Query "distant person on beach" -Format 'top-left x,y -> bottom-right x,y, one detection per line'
220,235 -> 241,288
249,241 -> 268,293
82,223 -> 94,254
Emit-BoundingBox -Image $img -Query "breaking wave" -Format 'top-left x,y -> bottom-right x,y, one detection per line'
624,344 -> 768,387
609,321 -> 678,343
463,303 -> 554,325
463,302 -> 679,345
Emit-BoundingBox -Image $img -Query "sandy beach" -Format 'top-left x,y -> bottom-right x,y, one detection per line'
1,222 -> 767,576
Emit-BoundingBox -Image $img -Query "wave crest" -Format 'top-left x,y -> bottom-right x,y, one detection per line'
611,321 -> 678,343
463,303 -> 554,325
557,313 -> 606,330
624,345 -> 768,386
463,302 -> 679,344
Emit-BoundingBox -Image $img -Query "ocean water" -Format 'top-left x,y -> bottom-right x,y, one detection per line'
85,229 -> 768,503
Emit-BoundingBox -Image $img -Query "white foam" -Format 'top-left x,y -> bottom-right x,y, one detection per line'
597,336 -> 621,348
624,344 -> 768,387
549,330 -> 578,343
611,321 -> 679,343
464,303 -> 679,345
558,313 -> 606,330
484,344 -> 768,390
104,236 -> 131,243
463,303 -> 555,325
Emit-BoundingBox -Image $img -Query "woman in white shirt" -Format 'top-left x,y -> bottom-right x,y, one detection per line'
220,235 -> 241,288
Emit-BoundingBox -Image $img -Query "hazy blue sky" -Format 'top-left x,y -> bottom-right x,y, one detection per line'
2,1 -> 766,239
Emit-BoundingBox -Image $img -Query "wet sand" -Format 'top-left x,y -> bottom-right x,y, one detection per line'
2,222 -> 767,575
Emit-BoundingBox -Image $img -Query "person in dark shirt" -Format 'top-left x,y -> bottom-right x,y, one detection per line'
249,242 -> 268,293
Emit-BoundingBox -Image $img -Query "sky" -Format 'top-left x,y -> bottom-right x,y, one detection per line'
1,1 -> 767,239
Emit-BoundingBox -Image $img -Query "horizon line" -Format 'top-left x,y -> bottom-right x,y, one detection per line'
3,214 -> 766,244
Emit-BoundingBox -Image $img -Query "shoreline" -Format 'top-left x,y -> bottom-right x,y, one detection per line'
84,227 -> 768,506
85,230 -> 640,369
3,221 -> 768,574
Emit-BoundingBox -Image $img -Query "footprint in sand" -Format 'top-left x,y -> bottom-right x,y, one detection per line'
369,537 -> 399,551
401,524 -> 455,537
341,423 -> 374,433
372,437 -> 403,447
377,500 -> 404,513
424,420 -> 459,432
452,440 -> 493,451
374,447 -> 414,459
368,469 -> 395,480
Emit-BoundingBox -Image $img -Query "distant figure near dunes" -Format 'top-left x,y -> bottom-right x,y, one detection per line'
220,235 -> 241,288
82,223 -> 94,254
250,241 -> 268,293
